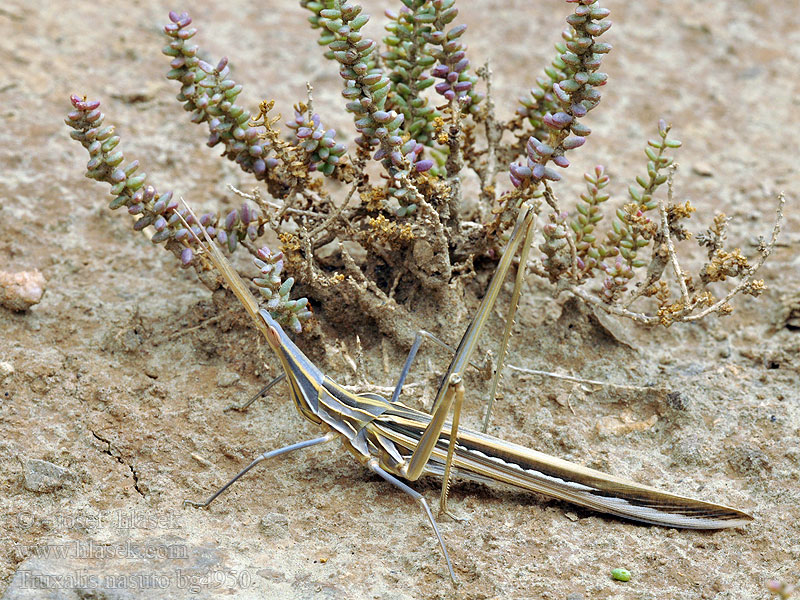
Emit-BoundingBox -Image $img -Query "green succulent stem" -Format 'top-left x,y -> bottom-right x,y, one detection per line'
570,165 -> 610,273
604,120 -> 680,268
301,0 -> 425,214
516,29 -> 575,140
382,1 -> 440,146
66,94 -> 311,331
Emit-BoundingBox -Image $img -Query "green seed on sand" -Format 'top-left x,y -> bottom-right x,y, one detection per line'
611,568 -> 631,582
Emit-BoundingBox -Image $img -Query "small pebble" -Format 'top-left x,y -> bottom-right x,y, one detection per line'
23,458 -> 74,493
666,391 -> 688,411
217,371 -> 240,387
0,270 -> 46,311
143,362 -> 160,379
692,162 -> 714,177
259,512 -> 289,538
0,361 -> 14,381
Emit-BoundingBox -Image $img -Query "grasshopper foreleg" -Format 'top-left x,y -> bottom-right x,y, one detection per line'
367,458 -> 457,585
225,373 -> 287,412
439,376 -> 467,522
391,330 -> 484,408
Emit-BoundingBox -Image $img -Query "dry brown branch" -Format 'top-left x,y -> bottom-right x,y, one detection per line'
658,185 -> 690,307
683,193 -> 784,322
658,163 -> 690,307
568,284 -> 658,325
276,183 -> 305,224
509,365 -> 663,393
443,99 -> 465,222
397,173 -> 452,290
476,61 -> 502,208
307,165 -> 363,240
167,314 -> 224,340
227,185 -> 329,220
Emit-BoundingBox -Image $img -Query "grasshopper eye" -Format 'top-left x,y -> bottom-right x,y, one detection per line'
266,325 -> 281,348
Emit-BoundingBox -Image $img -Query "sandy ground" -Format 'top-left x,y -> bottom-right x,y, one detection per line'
1,1 -> 799,598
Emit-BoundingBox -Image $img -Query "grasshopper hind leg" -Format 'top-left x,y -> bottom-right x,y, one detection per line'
367,458 -> 458,585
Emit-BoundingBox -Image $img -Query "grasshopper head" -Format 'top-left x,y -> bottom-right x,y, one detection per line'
258,309 -> 284,353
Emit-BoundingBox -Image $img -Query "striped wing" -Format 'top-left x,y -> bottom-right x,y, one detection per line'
371,404 -> 752,529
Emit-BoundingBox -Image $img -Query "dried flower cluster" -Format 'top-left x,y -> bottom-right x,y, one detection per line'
67,0 -> 781,343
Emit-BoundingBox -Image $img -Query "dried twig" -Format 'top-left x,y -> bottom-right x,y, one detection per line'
477,61 -> 501,208
227,185 -> 328,220
659,167 -> 690,306
444,99 -> 465,221
509,365 -> 661,393
683,193 -> 784,322
307,165 -> 363,240
568,284 -> 658,325
167,314 -> 224,340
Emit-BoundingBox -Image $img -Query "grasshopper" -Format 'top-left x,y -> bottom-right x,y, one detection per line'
180,201 -> 751,584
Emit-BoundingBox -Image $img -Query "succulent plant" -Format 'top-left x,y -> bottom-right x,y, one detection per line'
66,94 -> 311,331
66,0 -> 781,339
